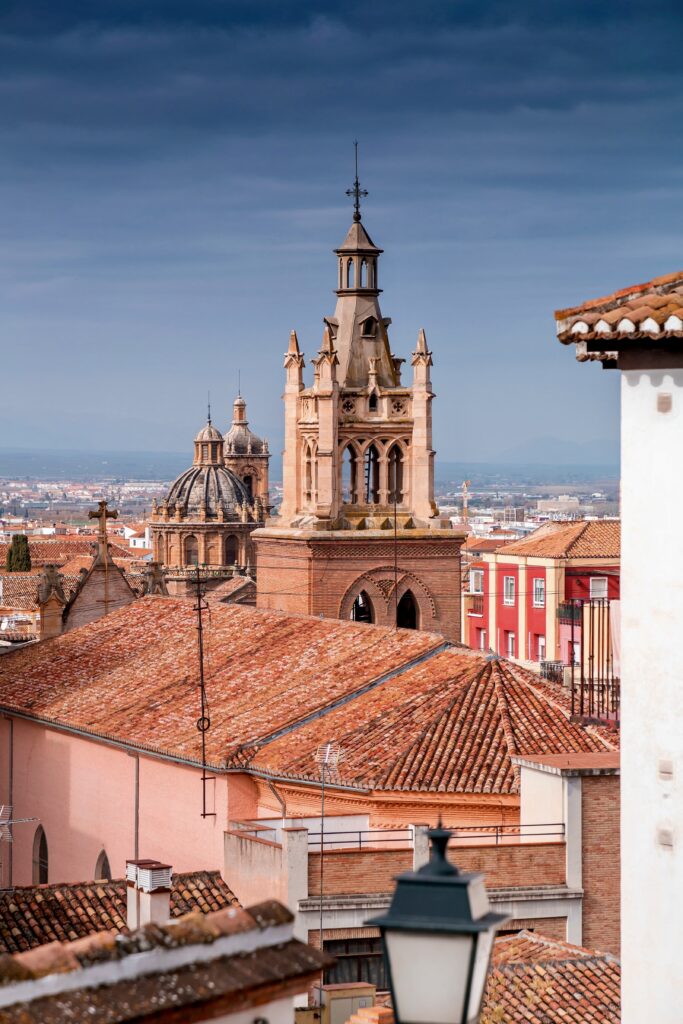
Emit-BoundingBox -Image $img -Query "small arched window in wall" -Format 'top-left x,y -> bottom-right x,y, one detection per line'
224,535 -> 238,565
32,825 -> 48,884
360,259 -> 367,287
396,590 -> 418,630
202,444 -> 209,461
184,535 -> 199,566
362,317 -> 377,338
387,445 -> 404,504
304,443 -> 315,504
364,444 -> 380,504
341,445 -> 358,504
339,258 -> 344,289
243,475 -> 253,500
346,258 -> 355,288
351,590 -> 374,623
368,392 -> 379,413
156,533 -> 165,563
95,849 -> 112,881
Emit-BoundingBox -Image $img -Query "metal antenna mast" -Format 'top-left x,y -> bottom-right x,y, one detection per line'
193,566 -> 215,819
0,806 -> 37,884
313,742 -> 345,1000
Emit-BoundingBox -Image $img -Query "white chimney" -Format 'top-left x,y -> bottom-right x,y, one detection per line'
126,859 -> 173,930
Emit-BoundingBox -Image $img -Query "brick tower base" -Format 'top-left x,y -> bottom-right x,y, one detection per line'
254,527 -> 465,642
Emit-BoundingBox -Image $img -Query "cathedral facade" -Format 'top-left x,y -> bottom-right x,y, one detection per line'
254,196 -> 464,640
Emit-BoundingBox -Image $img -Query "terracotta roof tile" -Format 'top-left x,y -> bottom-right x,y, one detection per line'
0,872 -> 239,955
499,520 -> 620,559
484,954 -> 620,1023
0,598 -> 440,769
0,538 -> 134,569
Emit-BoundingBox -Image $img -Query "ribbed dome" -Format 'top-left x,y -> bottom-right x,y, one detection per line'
195,422 -> 223,443
224,395 -> 267,455
165,465 -> 250,520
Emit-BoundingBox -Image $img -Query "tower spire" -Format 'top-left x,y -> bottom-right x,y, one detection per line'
345,141 -> 368,223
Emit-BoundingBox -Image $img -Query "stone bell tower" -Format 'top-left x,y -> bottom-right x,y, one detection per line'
254,170 -> 464,640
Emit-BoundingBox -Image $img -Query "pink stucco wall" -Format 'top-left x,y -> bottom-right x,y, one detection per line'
0,716 -> 230,886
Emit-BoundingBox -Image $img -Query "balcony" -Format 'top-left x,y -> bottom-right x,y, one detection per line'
557,601 -> 582,624
464,592 -> 484,616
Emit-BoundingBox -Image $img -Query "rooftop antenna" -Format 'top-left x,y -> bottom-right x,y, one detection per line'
313,742 -> 345,1001
238,368 -> 241,398
345,141 -> 368,222
0,806 -> 38,885
207,391 -> 212,424
193,566 -> 216,819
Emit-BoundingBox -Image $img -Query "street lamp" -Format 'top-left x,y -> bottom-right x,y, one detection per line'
367,823 -> 508,1024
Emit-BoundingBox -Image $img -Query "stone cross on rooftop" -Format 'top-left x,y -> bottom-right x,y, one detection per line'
345,140 -> 368,223
88,500 -> 118,561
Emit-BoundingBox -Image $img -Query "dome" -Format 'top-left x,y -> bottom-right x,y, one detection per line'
195,421 -> 223,443
224,395 -> 267,455
164,464 -> 250,520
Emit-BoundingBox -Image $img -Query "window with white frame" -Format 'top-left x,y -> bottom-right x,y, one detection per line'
537,635 -> 546,661
503,576 -> 515,605
532,577 -> 545,608
589,576 -> 608,600
479,629 -> 487,651
507,631 -> 516,658
469,569 -> 484,594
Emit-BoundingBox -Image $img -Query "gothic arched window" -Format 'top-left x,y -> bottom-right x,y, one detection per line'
397,590 -> 418,630
368,392 -> 379,413
341,445 -> 358,504
351,590 -> 374,623
32,825 -> 48,884
362,317 -> 377,338
95,849 -> 112,881
243,475 -> 253,500
360,259 -> 367,287
387,445 -> 404,504
156,533 -> 165,563
364,444 -> 380,504
347,258 -> 355,288
184,535 -> 199,566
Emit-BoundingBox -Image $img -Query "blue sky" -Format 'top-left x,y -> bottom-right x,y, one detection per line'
2,0 -> 682,463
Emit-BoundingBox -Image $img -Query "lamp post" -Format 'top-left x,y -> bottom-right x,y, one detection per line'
367,823 -> 508,1024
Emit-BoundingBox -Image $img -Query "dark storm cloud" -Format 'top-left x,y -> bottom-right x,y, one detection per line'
1,0 -> 683,455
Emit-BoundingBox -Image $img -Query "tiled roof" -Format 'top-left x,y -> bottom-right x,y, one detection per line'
464,536 -> 510,553
0,900 -> 331,1024
555,269 -> 683,363
205,575 -> 256,604
499,520 -> 620,559
59,555 -> 135,575
0,871 -> 239,955
0,538 -> 133,569
484,938 -> 620,1023
0,573 -> 82,611
0,597 -> 440,770
0,599 -> 616,793
244,653 -> 617,794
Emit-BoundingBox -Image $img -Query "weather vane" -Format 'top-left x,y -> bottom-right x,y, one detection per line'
346,140 -> 368,222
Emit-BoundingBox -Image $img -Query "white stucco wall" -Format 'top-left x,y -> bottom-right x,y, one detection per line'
620,368 -> 683,1024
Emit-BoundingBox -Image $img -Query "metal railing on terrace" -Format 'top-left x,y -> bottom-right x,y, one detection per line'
445,822 -> 565,846
307,828 -> 414,850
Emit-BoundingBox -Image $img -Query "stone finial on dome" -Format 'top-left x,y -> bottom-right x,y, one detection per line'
223,394 -> 266,455
193,418 -> 224,467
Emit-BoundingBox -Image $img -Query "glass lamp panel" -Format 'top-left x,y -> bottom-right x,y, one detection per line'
384,930 -> 473,1024
466,929 -> 495,1022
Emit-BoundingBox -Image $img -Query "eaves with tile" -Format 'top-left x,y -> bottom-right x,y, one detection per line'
0,899 -> 331,1024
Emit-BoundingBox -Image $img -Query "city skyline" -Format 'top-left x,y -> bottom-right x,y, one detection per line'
3,1 -> 682,459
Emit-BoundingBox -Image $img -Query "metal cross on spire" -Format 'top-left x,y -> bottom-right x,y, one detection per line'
345,141 -> 368,223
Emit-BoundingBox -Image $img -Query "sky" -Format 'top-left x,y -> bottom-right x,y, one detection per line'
2,1 -> 683,465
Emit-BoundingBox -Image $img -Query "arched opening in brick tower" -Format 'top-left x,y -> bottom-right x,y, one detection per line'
224,535 -> 238,565
351,590 -> 374,624
396,590 -> 418,630
387,444 -> 404,504
342,445 -> 357,504
363,444 -> 380,504
32,825 -> 48,884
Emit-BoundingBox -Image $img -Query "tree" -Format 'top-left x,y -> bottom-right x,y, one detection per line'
5,534 -> 31,572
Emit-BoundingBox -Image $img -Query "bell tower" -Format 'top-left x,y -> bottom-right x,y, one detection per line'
254,164 -> 465,640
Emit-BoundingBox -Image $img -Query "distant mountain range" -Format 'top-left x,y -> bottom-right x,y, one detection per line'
0,444 -> 619,485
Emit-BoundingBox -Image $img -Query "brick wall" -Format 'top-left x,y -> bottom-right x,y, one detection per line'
449,842 -> 566,888
308,849 -> 412,895
504,917 -> 567,941
308,842 -> 566,896
581,774 -> 620,954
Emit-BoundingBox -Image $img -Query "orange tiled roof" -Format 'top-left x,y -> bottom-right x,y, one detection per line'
0,871 -> 239,955
498,520 -> 620,560
0,599 -> 616,793
244,654 -> 617,793
493,929 -> 597,964
464,536 -> 510,553
0,573 -> 82,611
0,538 -> 134,569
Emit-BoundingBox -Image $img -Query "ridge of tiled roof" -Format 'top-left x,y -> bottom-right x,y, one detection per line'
242,653 -> 617,794
0,538 -> 134,569
498,520 -> 620,559
0,871 -> 239,955
492,929 -> 597,964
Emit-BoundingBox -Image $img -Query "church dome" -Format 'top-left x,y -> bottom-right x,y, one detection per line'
194,421 -> 223,443
165,464 -> 250,520
224,395 -> 267,455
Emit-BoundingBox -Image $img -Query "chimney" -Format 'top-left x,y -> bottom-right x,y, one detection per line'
126,859 -> 173,930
